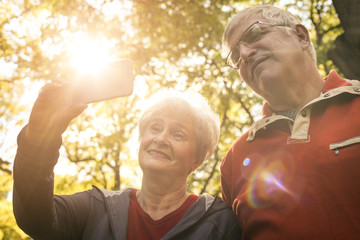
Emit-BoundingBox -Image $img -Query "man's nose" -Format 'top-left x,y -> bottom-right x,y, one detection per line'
239,43 -> 257,63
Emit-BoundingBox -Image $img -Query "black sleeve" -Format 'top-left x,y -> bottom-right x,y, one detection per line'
12,126 -> 91,240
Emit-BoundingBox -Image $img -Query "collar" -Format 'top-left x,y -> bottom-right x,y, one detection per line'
261,70 -> 353,117
247,70 -> 360,142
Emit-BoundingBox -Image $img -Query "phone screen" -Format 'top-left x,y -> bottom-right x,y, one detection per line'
71,59 -> 134,104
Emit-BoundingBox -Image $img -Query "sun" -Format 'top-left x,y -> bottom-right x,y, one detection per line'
68,37 -> 116,76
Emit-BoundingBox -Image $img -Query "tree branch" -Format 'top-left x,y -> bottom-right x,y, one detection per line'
0,158 -> 12,175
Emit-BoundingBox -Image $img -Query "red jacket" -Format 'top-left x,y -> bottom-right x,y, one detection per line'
221,70 -> 360,240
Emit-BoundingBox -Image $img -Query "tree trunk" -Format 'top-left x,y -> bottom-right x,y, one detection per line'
328,0 -> 360,79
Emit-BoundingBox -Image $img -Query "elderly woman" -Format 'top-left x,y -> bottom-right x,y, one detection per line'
13,83 -> 241,240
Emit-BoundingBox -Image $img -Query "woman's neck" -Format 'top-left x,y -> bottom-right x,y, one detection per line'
136,182 -> 189,220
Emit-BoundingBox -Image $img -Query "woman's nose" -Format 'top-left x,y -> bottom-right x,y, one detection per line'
153,131 -> 169,146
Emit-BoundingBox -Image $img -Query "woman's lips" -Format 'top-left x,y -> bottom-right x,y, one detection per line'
148,150 -> 170,160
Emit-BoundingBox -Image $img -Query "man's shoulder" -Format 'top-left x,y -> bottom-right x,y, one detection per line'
345,78 -> 360,87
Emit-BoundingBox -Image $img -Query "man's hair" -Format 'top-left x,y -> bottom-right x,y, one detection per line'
139,90 -> 220,165
222,5 -> 316,64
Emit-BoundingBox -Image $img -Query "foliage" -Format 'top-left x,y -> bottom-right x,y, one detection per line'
0,173 -> 31,239
0,200 -> 32,240
62,96 -> 140,190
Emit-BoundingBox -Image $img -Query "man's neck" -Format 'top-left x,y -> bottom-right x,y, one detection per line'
269,71 -> 325,111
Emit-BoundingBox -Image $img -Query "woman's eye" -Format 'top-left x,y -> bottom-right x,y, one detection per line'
150,125 -> 161,133
174,132 -> 185,140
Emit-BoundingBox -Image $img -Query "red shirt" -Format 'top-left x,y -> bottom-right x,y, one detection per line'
221,71 -> 360,239
126,190 -> 199,240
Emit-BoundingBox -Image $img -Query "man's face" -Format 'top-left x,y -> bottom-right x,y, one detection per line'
227,17 -> 307,103
138,109 -> 199,179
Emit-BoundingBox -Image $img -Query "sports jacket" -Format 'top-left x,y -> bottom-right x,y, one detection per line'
13,127 -> 242,240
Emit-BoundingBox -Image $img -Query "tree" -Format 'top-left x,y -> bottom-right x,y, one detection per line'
0,158 -> 11,175
328,0 -> 360,79
0,173 -> 31,239
63,96 -> 140,190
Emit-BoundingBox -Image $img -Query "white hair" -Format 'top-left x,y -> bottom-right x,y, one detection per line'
139,89 -> 220,164
222,5 -> 317,64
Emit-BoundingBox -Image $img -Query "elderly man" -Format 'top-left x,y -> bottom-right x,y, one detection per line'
220,5 -> 360,240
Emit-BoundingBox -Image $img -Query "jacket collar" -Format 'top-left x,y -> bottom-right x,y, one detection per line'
161,194 -> 219,239
95,187 -> 221,240
94,186 -> 136,240
261,70 -> 353,117
247,70 -> 360,142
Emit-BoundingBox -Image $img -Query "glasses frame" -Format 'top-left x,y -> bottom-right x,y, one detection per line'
225,21 -> 286,69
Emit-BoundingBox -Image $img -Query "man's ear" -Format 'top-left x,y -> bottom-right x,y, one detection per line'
295,24 -> 310,50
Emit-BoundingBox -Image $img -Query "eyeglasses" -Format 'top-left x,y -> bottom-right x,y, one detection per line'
225,21 -> 287,69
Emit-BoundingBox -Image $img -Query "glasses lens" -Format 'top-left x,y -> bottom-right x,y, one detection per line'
227,24 -> 268,68
245,26 -> 262,43
227,46 -> 240,68
226,22 -> 280,68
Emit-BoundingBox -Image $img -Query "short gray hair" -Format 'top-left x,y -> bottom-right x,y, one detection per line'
139,90 -> 220,165
222,5 -> 316,64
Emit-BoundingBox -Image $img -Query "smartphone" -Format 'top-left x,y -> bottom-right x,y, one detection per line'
70,59 -> 134,104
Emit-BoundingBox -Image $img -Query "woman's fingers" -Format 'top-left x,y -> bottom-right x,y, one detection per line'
26,83 -> 87,142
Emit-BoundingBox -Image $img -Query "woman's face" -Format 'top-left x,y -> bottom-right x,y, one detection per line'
138,109 -> 199,179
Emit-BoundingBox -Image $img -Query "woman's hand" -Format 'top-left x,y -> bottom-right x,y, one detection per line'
26,83 -> 87,143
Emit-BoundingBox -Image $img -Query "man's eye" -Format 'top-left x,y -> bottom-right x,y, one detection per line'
230,47 -> 240,64
242,26 -> 265,44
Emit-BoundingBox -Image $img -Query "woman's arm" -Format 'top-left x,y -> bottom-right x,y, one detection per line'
12,83 -> 88,239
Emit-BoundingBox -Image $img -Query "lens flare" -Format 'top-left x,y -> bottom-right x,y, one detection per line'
243,157 -> 251,166
241,151 -> 299,209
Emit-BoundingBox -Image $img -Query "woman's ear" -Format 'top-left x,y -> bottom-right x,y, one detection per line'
295,24 -> 310,50
189,159 -> 203,174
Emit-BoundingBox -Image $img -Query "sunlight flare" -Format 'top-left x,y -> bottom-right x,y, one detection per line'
68,37 -> 116,76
